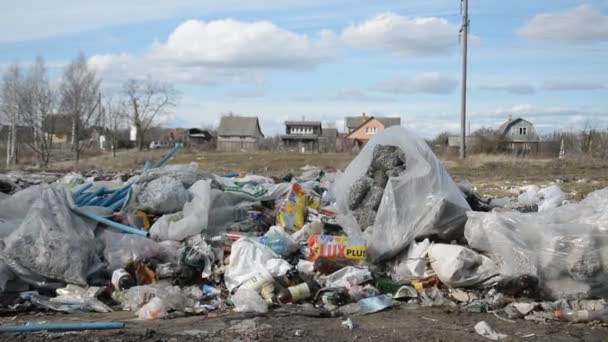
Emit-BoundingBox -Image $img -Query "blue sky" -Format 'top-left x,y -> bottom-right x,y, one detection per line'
1,0 -> 607,137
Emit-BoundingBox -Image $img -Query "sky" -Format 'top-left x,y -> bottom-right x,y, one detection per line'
1,0 -> 607,138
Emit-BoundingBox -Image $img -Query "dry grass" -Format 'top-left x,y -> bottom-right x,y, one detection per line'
8,147 -> 608,200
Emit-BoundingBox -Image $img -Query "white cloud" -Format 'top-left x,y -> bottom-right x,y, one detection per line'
480,83 -> 536,94
518,5 -> 608,43
0,0 -> 328,43
150,19 -> 338,69
342,12 -> 478,56
542,80 -> 604,91
374,72 -> 458,94
89,53 -> 262,87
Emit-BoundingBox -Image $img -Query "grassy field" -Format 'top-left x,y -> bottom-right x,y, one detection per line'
7,147 -> 608,200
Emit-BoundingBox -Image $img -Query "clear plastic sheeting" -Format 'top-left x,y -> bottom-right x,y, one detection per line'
149,180 -> 213,241
224,237 -> 291,291
98,230 -> 179,272
120,282 -> 192,312
334,126 -> 470,261
130,176 -> 191,215
0,184 -> 103,287
465,188 -> 608,299
0,185 -> 43,238
128,163 -> 206,215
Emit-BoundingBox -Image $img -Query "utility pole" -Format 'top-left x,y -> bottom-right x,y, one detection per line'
459,0 -> 469,159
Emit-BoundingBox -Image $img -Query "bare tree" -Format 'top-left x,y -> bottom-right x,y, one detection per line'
19,57 -> 56,165
101,96 -> 127,157
122,77 -> 177,150
59,53 -> 102,163
1,63 -> 23,167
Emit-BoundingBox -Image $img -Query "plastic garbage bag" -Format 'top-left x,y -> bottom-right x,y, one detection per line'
427,244 -> 499,288
232,287 -> 268,313
538,185 -> 566,212
137,297 -> 168,320
325,266 -> 372,288
334,127 -> 470,261
465,188 -> 608,299
258,226 -> 299,256
52,285 -> 112,313
98,230 -> 179,272
224,237 -> 291,291
130,176 -> 191,215
0,185 -> 42,238
358,294 -> 394,315
517,185 -> 540,204
0,184 -> 103,287
474,321 -> 508,340
390,239 -> 433,281
119,282 -> 192,312
149,180 -> 213,241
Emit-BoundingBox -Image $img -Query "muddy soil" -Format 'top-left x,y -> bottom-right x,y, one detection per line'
2,304 -> 607,341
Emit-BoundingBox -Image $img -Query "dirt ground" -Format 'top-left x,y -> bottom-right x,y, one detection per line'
2,304 -> 608,341
3,150 -> 608,340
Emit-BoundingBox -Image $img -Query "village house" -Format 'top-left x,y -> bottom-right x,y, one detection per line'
344,113 -> 401,148
280,121 -> 322,152
498,116 -> 540,155
216,115 -> 264,151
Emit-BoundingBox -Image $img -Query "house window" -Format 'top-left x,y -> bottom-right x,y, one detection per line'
519,127 -> 527,135
365,127 -> 377,134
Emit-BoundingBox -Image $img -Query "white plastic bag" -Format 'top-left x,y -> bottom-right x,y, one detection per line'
149,179 -> 213,241
137,297 -> 168,320
224,237 -> 291,291
538,185 -> 566,212
325,266 -> 372,289
427,244 -> 498,288
334,127 -> 470,261
232,287 -> 268,313
390,239 -> 433,281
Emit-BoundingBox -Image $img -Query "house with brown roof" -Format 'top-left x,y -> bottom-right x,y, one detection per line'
344,113 -> 401,148
216,115 -> 264,151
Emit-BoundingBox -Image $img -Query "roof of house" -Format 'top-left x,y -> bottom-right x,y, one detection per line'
498,117 -> 532,135
188,128 -> 212,139
285,121 -> 321,126
346,116 -> 401,129
217,116 -> 264,138
345,116 -> 401,139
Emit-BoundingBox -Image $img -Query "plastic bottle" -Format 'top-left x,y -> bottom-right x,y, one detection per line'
238,269 -> 276,304
111,269 -> 136,291
555,308 -> 608,322
277,279 -> 320,304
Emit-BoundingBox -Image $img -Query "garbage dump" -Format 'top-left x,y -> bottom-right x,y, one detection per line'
1,128 -> 608,329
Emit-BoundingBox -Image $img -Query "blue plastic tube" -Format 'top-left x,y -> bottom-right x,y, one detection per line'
73,207 -> 148,237
151,143 -> 182,169
107,197 -> 126,211
73,183 -> 93,196
0,322 -> 125,333
143,160 -> 151,172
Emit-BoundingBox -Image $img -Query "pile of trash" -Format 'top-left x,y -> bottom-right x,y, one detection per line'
1,127 -> 608,326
